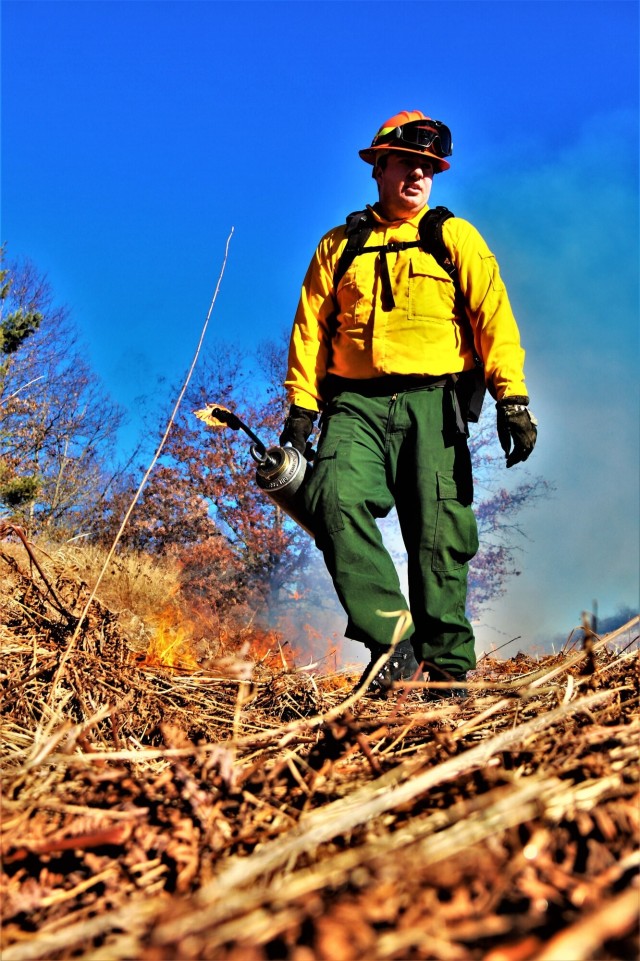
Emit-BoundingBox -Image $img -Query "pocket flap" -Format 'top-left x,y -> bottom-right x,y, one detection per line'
315,437 -> 341,461
409,251 -> 453,282
437,470 -> 473,506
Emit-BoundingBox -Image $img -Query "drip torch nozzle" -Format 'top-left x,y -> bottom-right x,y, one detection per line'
204,406 -> 269,458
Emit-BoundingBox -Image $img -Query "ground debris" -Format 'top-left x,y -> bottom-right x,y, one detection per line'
1,548 -> 638,961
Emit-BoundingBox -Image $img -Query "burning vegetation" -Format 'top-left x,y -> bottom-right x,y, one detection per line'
0,535 -> 638,961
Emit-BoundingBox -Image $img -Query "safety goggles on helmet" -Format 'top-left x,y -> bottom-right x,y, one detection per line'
373,118 -> 453,159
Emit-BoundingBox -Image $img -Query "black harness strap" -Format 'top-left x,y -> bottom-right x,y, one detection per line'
418,206 -> 458,279
420,208 -> 483,372
378,248 -> 394,311
332,209 -> 374,290
333,206 -> 455,289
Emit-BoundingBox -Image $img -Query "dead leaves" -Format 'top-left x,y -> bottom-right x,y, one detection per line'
1,554 -> 639,961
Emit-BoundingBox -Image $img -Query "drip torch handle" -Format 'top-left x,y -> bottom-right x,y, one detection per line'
250,443 -> 267,465
250,443 -> 279,468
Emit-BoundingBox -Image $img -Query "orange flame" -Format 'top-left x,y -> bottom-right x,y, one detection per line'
241,627 -> 304,669
140,600 -> 359,681
144,605 -> 201,671
192,403 -> 233,429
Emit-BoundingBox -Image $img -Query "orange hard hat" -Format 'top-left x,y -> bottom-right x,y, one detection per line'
359,110 -> 452,172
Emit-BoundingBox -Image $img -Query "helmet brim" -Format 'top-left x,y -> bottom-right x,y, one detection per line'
359,144 -> 450,173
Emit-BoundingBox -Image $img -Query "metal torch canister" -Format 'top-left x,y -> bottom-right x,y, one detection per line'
253,444 -> 314,536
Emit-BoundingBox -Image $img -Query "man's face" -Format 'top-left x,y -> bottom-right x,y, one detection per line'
374,151 -> 434,220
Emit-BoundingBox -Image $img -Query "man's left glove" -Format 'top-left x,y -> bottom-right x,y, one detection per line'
279,404 -> 317,455
496,396 -> 538,468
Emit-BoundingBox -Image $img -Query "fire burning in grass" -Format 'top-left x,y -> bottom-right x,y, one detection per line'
140,597 -> 357,683
142,607 -> 330,677
243,626 -> 306,671
144,605 -> 202,671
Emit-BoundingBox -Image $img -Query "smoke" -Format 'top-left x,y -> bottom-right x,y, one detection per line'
543,605 -> 639,657
262,547 -> 367,671
461,108 -> 639,650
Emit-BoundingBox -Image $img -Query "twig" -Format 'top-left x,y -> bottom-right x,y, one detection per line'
532,886 -> 640,960
478,635 -> 522,662
617,633 -> 639,655
0,526 -> 71,618
47,228 -> 234,701
1,374 -> 44,403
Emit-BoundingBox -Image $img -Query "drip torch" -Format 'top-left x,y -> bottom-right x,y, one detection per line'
193,404 -> 314,536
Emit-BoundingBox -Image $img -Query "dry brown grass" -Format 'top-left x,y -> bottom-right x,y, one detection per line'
1,532 -> 638,961
49,540 -> 182,618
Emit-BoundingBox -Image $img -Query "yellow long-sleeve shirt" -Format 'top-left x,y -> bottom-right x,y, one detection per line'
285,204 -> 528,412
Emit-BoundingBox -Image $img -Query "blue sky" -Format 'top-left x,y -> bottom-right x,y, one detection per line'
2,0 -> 638,651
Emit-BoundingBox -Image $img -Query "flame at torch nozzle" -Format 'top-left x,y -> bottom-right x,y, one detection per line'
193,403 -> 273,460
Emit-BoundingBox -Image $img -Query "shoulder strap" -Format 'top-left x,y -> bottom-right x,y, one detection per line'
419,207 -> 486,422
418,206 -> 457,279
332,209 -> 374,290
420,207 -> 482,369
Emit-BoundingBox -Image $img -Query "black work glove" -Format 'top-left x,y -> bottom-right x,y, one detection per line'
496,396 -> 538,468
279,404 -> 317,455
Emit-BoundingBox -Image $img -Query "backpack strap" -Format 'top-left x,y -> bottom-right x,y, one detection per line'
333,207 -> 422,310
420,207 -> 482,368
420,207 -> 486,422
418,206 -> 457,279
332,209 -> 375,290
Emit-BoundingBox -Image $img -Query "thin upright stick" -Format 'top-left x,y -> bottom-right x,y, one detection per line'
48,228 -> 234,697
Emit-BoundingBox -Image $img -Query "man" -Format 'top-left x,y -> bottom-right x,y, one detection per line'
280,110 -> 537,698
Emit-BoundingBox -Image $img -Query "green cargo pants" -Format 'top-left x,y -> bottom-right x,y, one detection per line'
303,381 -> 478,676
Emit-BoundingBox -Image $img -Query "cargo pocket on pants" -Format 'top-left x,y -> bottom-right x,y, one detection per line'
432,471 -> 479,572
303,438 -> 345,540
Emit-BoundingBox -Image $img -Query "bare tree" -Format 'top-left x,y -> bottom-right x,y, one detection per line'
0,253 -> 126,536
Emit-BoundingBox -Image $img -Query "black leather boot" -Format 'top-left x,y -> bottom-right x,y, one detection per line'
355,639 -> 423,698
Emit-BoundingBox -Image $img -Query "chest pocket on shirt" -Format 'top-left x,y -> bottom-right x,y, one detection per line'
407,252 -> 456,323
336,261 -> 374,333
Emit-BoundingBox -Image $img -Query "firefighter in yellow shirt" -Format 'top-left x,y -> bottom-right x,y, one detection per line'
280,110 -> 537,698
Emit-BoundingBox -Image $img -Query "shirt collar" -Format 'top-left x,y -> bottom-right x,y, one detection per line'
367,202 -> 430,228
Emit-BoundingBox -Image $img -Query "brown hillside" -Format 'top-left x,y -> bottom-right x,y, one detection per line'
1,536 -> 638,961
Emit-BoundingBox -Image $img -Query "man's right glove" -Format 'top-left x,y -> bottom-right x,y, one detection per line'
496,396 -> 538,468
279,404 -> 317,455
